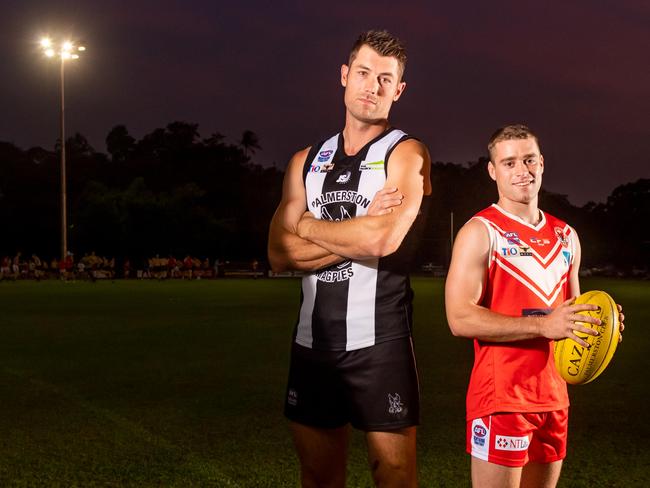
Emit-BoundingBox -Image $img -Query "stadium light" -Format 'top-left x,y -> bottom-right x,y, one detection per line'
39,37 -> 86,261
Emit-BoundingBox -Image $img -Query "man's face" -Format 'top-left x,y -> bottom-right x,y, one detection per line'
340,45 -> 406,124
488,137 -> 544,205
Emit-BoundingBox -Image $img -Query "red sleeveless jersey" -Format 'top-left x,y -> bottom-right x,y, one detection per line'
466,204 -> 575,420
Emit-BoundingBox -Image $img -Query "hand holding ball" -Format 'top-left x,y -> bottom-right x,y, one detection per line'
553,290 -> 620,385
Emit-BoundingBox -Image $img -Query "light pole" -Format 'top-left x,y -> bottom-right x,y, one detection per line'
40,37 -> 85,262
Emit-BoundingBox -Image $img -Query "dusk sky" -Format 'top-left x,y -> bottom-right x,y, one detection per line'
2,0 -> 648,205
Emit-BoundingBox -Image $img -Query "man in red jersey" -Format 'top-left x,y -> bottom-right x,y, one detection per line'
445,124 -> 624,487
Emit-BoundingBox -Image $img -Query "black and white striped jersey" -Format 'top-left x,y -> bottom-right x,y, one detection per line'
294,127 -> 419,351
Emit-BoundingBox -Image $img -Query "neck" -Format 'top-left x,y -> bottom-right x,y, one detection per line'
341,115 -> 389,156
496,198 -> 541,225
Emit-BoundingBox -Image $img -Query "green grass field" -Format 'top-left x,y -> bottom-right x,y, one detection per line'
0,278 -> 648,487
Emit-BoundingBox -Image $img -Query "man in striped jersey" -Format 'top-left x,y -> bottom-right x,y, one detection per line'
445,125 -> 624,488
269,30 -> 431,487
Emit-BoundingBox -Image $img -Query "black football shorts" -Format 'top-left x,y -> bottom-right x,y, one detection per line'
284,337 -> 420,431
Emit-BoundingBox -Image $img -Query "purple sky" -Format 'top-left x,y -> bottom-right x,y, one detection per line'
2,0 -> 648,205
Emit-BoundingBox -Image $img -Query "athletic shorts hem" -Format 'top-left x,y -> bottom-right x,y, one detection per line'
467,450 -> 567,467
354,419 -> 419,432
284,414 -> 347,430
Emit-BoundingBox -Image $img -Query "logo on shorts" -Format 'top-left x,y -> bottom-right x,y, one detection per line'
473,425 -> 487,447
287,388 -> 298,406
388,393 -> 406,417
495,435 -> 530,451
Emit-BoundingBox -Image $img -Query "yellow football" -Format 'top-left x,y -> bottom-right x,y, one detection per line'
553,290 -> 620,385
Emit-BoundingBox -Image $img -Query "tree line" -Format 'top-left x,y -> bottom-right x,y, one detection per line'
0,122 -> 647,272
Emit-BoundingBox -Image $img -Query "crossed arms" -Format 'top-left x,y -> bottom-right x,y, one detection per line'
268,139 -> 431,272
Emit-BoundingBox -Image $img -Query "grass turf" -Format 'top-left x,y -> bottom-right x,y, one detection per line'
0,278 -> 647,486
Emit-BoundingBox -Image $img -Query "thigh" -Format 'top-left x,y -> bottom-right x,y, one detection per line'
345,337 -> 420,431
366,427 -> 417,487
471,456 -> 522,488
291,422 -> 349,488
520,460 -> 563,488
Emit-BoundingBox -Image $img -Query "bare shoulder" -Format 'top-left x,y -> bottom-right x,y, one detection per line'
390,138 -> 430,162
287,146 -> 312,172
455,218 -> 490,253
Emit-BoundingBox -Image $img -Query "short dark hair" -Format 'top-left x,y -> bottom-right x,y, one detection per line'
349,30 -> 407,78
488,124 -> 540,159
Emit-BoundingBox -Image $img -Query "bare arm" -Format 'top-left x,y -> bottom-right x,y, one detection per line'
445,220 -> 600,347
296,139 -> 431,260
268,148 -> 345,272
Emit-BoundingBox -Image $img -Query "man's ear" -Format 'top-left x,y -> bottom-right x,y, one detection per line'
487,161 -> 497,181
341,64 -> 349,87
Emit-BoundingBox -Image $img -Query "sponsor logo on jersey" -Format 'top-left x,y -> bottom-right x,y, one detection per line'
555,227 -> 569,247
311,191 -> 371,209
501,246 -> 532,257
495,435 -> 530,451
309,164 -> 321,173
563,250 -> 571,266
522,308 -> 552,316
318,149 -> 333,163
519,245 -> 532,256
336,171 -> 351,184
530,237 -> 551,246
388,393 -> 406,417
504,231 -> 520,245
321,163 -> 335,172
359,159 -> 384,171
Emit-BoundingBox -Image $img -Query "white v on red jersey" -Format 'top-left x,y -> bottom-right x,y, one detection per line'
466,204 -> 575,420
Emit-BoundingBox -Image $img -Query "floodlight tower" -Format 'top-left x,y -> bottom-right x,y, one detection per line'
40,37 -> 86,261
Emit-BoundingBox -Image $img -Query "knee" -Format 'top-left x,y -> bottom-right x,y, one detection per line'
301,465 -> 345,488
369,457 -> 416,487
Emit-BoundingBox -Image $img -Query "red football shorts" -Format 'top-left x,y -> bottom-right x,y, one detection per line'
467,409 -> 568,467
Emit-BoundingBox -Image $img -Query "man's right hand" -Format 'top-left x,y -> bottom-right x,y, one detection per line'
367,187 -> 404,216
539,297 -> 601,348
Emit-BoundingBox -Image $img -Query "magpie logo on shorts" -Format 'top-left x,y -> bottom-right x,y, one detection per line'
388,393 -> 406,417
287,389 -> 298,406
495,434 -> 530,451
